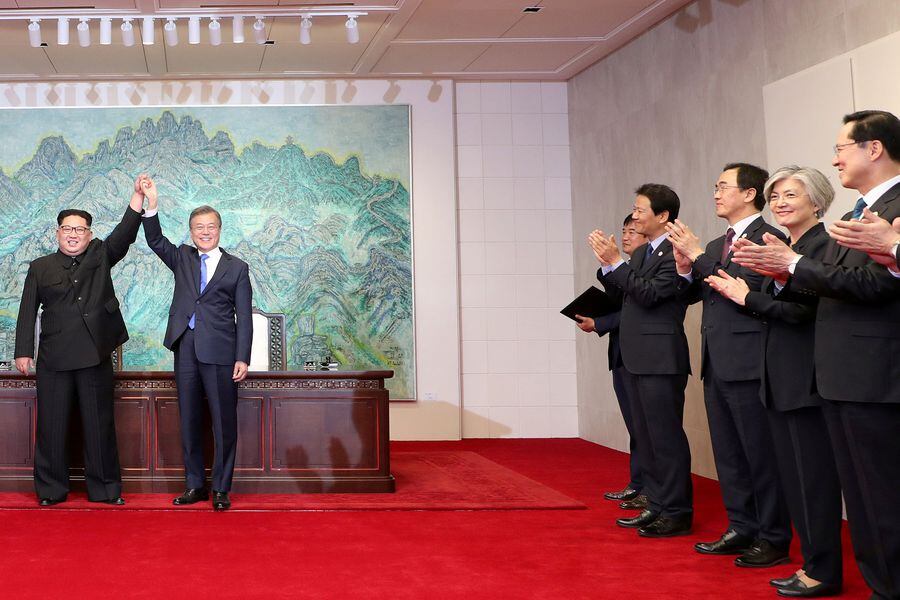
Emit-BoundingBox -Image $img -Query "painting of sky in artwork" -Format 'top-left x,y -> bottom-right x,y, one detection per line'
0,105 -> 415,398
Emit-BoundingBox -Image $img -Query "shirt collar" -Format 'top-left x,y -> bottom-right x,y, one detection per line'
196,246 -> 222,259
862,173 -> 900,207
647,231 -> 669,251
729,212 -> 762,240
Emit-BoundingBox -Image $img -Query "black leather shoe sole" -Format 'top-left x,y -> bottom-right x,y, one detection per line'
770,574 -> 800,589
776,580 -> 841,597
38,496 -> 67,507
615,510 -> 658,529
604,488 -> 639,501
89,497 -> 125,505
735,554 -> 791,568
173,489 -> 209,505
212,491 -> 231,511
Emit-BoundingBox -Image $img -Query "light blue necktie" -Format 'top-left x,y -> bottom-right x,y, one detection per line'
188,253 -> 209,330
851,197 -> 867,219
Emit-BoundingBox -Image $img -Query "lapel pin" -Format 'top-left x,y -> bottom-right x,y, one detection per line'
658,251 -> 663,256
741,233 -> 747,238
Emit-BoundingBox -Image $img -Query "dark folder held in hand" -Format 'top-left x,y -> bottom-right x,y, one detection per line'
559,286 -> 618,322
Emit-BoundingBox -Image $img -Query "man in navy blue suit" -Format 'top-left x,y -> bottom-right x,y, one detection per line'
140,176 -> 252,511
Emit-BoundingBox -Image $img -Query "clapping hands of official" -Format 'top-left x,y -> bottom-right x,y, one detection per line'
829,207 -> 900,267
588,230 -> 622,266
705,269 -> 750,306
731,233 -> 798,283
666,219 -> 704,275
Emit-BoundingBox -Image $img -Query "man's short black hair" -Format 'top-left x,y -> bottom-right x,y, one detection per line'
57,209 -> 93,226
723,162 -> 768,211
634,183 -> 680,222
623,214 -> 635,226
843,110 -> 900,162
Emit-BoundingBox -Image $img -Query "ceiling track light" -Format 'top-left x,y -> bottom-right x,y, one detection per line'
300,16 -> 311,45
188,16 -> 200,45
164,18 -> 177,46
142,17 -> 154,45
16,11 -> 370,48
28,18 -> 42,48
57,17 -> 69,45
208,17 -> 221,46
232,15 -> 244,44
77,18 -> 90,47
100,17 -> 112,45
345,15 -> 359,44
252,17 -> 266,45
121,18 -> 135,47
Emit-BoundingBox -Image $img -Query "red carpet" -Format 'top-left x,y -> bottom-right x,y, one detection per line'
0,439 -> 870,599
0,451 -> 584,511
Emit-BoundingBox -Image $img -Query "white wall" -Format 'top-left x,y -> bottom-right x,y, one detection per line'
0,78 -> 462,440
455,81 -> 578,438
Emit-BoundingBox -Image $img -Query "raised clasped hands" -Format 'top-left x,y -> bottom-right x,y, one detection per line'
730,233 -> 798,283
588,229 -> 622,266
704,269 -> 750,306
828,207 -> 900,267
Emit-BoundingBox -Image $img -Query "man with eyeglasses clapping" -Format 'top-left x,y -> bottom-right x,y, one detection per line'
14,175 -> 147,507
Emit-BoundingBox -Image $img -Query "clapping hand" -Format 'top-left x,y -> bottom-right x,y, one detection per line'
665,219 -> 704,262
731,233 -> 797,283
829,207 -> 900,267
588,230 -> 622,266
704,269 -> 750,306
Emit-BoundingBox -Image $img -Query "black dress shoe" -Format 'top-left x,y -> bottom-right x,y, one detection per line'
604,487 -> 639,501
173,488 -> 209,505
212,491 -> 231,511
777,579 -> 841,597
38,495 -> 67,507
638,514 -> 692,538
695,529 -> 754,555
619,495 -> 648,510
735,539 -> 790,568
770,573 -> 800,589
616,509 -> 658,528
90,497 -> 126,505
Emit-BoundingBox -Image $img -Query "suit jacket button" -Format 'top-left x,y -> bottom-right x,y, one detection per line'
83,313 -> 88,317
196,300 -> 200,304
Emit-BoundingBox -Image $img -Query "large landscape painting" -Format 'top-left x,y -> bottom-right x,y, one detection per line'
0,105 -> 415,398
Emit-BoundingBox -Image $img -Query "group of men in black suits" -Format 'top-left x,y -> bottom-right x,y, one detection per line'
14,174 -> 253,511
580,110 -> 900,600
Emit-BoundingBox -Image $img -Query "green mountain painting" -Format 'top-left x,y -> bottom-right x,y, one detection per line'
0,106 -> 415,399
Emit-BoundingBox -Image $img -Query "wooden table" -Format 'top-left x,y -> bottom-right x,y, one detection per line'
0,370 -> 394,493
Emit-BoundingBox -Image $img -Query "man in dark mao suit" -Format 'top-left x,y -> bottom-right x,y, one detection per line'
734,110 -> 900,600
667,163 -> 792,568
14,177 -> 145,506
140,176 -> 252,511
590,184 -> 693,538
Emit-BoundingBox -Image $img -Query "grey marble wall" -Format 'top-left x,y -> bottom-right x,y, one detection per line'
569,0 -> 900,478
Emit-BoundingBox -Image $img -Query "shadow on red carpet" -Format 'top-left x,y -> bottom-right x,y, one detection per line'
0,451 -> 585,511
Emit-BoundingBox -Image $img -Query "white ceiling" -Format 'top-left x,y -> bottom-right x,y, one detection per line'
0,0 -> 694,81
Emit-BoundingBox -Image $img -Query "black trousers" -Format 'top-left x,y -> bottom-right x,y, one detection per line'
768,406 -> 843,584
622,369 -> 691,518
823,400 -> 900,600
703,369 -> 791,547
174,328 -> 238,492
34,357 -> 122,501
611,365 -> 644,491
